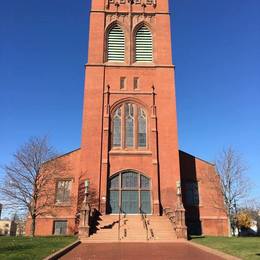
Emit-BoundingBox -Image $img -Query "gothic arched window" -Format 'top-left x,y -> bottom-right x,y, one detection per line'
108,171 -> 151,214
107,24 -> 125,62
112,103 -> 147,149
135,25 -> 153,62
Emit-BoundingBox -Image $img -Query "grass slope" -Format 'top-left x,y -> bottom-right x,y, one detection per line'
0,236 -> 77,260
192,236 -> 260,260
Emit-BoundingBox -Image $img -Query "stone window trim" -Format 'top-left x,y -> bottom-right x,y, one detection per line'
111,100 -> 149,151
54,178 -> 73,206
109,150 -> 152,156
109,170 -> 152,190
104,21 -> 155,65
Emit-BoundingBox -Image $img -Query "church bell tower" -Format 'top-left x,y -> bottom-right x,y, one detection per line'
81,0 -> 181,216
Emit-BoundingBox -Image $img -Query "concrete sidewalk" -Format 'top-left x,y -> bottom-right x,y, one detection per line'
60,242 -> 229,260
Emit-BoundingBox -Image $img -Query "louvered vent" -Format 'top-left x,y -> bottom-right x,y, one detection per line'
135,26 -> 153,62
107,25 -> 125,62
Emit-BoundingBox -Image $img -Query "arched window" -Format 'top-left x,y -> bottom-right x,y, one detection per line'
107,25 -> 125,62
112,102 -> 147,149
108,171 -> 151,214
135,25 -> 153,62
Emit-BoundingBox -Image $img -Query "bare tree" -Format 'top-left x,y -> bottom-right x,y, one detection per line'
0,136 -> 68,236
215,146 -> 251,236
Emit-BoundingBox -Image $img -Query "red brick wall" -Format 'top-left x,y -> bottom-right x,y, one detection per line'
80,0 -> 180,214
25,218 -> 76,236
25,149 -> 81,236
179,151 -> 229,236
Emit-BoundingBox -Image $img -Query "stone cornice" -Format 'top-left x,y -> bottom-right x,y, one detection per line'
85,63 -> 175,69
91,10 -> 169,15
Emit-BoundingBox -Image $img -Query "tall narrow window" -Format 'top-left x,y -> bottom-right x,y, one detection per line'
113,108 -> 122,147
133,77 -> 139,90
135,25 -> 153,62
120,77 -> 126,90
138,108 -> 147,147
111,103 -> 147,149
56,180 -> 72,203
107,25 -> 125,62
125,103 -> 134,147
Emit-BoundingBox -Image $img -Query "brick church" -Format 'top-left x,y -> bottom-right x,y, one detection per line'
26,0 -> 228,239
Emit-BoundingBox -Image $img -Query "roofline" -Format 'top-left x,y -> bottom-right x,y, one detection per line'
43,148 -> 81,165
179,150 -> 215,166
55,148 -> 81,159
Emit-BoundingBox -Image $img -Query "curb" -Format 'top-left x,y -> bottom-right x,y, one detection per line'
43,240 -> 81,260
80,240 -> 185,243
188,241 -> 241,260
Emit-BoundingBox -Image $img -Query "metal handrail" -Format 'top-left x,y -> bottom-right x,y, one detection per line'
118,207 -> 127,240
140,208 -> 149,241
118,207 -> 121,240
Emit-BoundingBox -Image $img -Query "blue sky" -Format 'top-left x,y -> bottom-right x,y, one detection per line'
0,0 -> 259,202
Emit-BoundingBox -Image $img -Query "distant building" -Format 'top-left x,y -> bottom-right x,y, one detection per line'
0,220 -> 17,236
0,203 -> 2,219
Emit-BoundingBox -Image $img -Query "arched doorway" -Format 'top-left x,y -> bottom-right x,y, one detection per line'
108,171 -> 151,214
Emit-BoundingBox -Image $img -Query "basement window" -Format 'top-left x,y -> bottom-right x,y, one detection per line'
53,221 -> 67,235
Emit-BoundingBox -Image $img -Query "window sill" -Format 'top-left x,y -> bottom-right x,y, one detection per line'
133,61 -> 154,65
110,150 -> 152,156
54,203 -> 72,207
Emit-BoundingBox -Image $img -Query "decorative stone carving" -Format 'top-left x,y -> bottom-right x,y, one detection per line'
78,180 -> 91,239
108,0 -> 156,7
106,13 -> 129,25
163,182 -> 187,239
175,180 -> 187,239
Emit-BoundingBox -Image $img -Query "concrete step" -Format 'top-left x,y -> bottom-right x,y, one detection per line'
83,215 -> 177,242
147,216 -> 177,240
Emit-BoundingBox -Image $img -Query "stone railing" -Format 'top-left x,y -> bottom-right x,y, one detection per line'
164,206 -> 187,239
78,194 -> 91,239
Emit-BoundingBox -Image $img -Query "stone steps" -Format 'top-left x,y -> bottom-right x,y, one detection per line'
81,215 -> 177,242
87,215 -> 119,241
148,216 -> 177,240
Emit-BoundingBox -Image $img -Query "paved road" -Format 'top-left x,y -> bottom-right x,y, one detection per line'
60,242 -> 225,260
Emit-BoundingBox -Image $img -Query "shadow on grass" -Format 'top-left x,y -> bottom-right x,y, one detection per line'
0,244 -> 33,252
256,253 -> 260,256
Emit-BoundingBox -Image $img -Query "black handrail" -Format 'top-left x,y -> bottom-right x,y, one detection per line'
140,208 -> 149,240
118,207 -> 127,240
118,208 -> 121,240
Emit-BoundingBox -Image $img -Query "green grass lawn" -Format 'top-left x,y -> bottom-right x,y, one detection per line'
0,236 -> 77,260
191,236 -> 260,260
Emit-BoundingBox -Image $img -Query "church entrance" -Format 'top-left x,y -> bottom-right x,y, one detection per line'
108,171 -> 151,214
